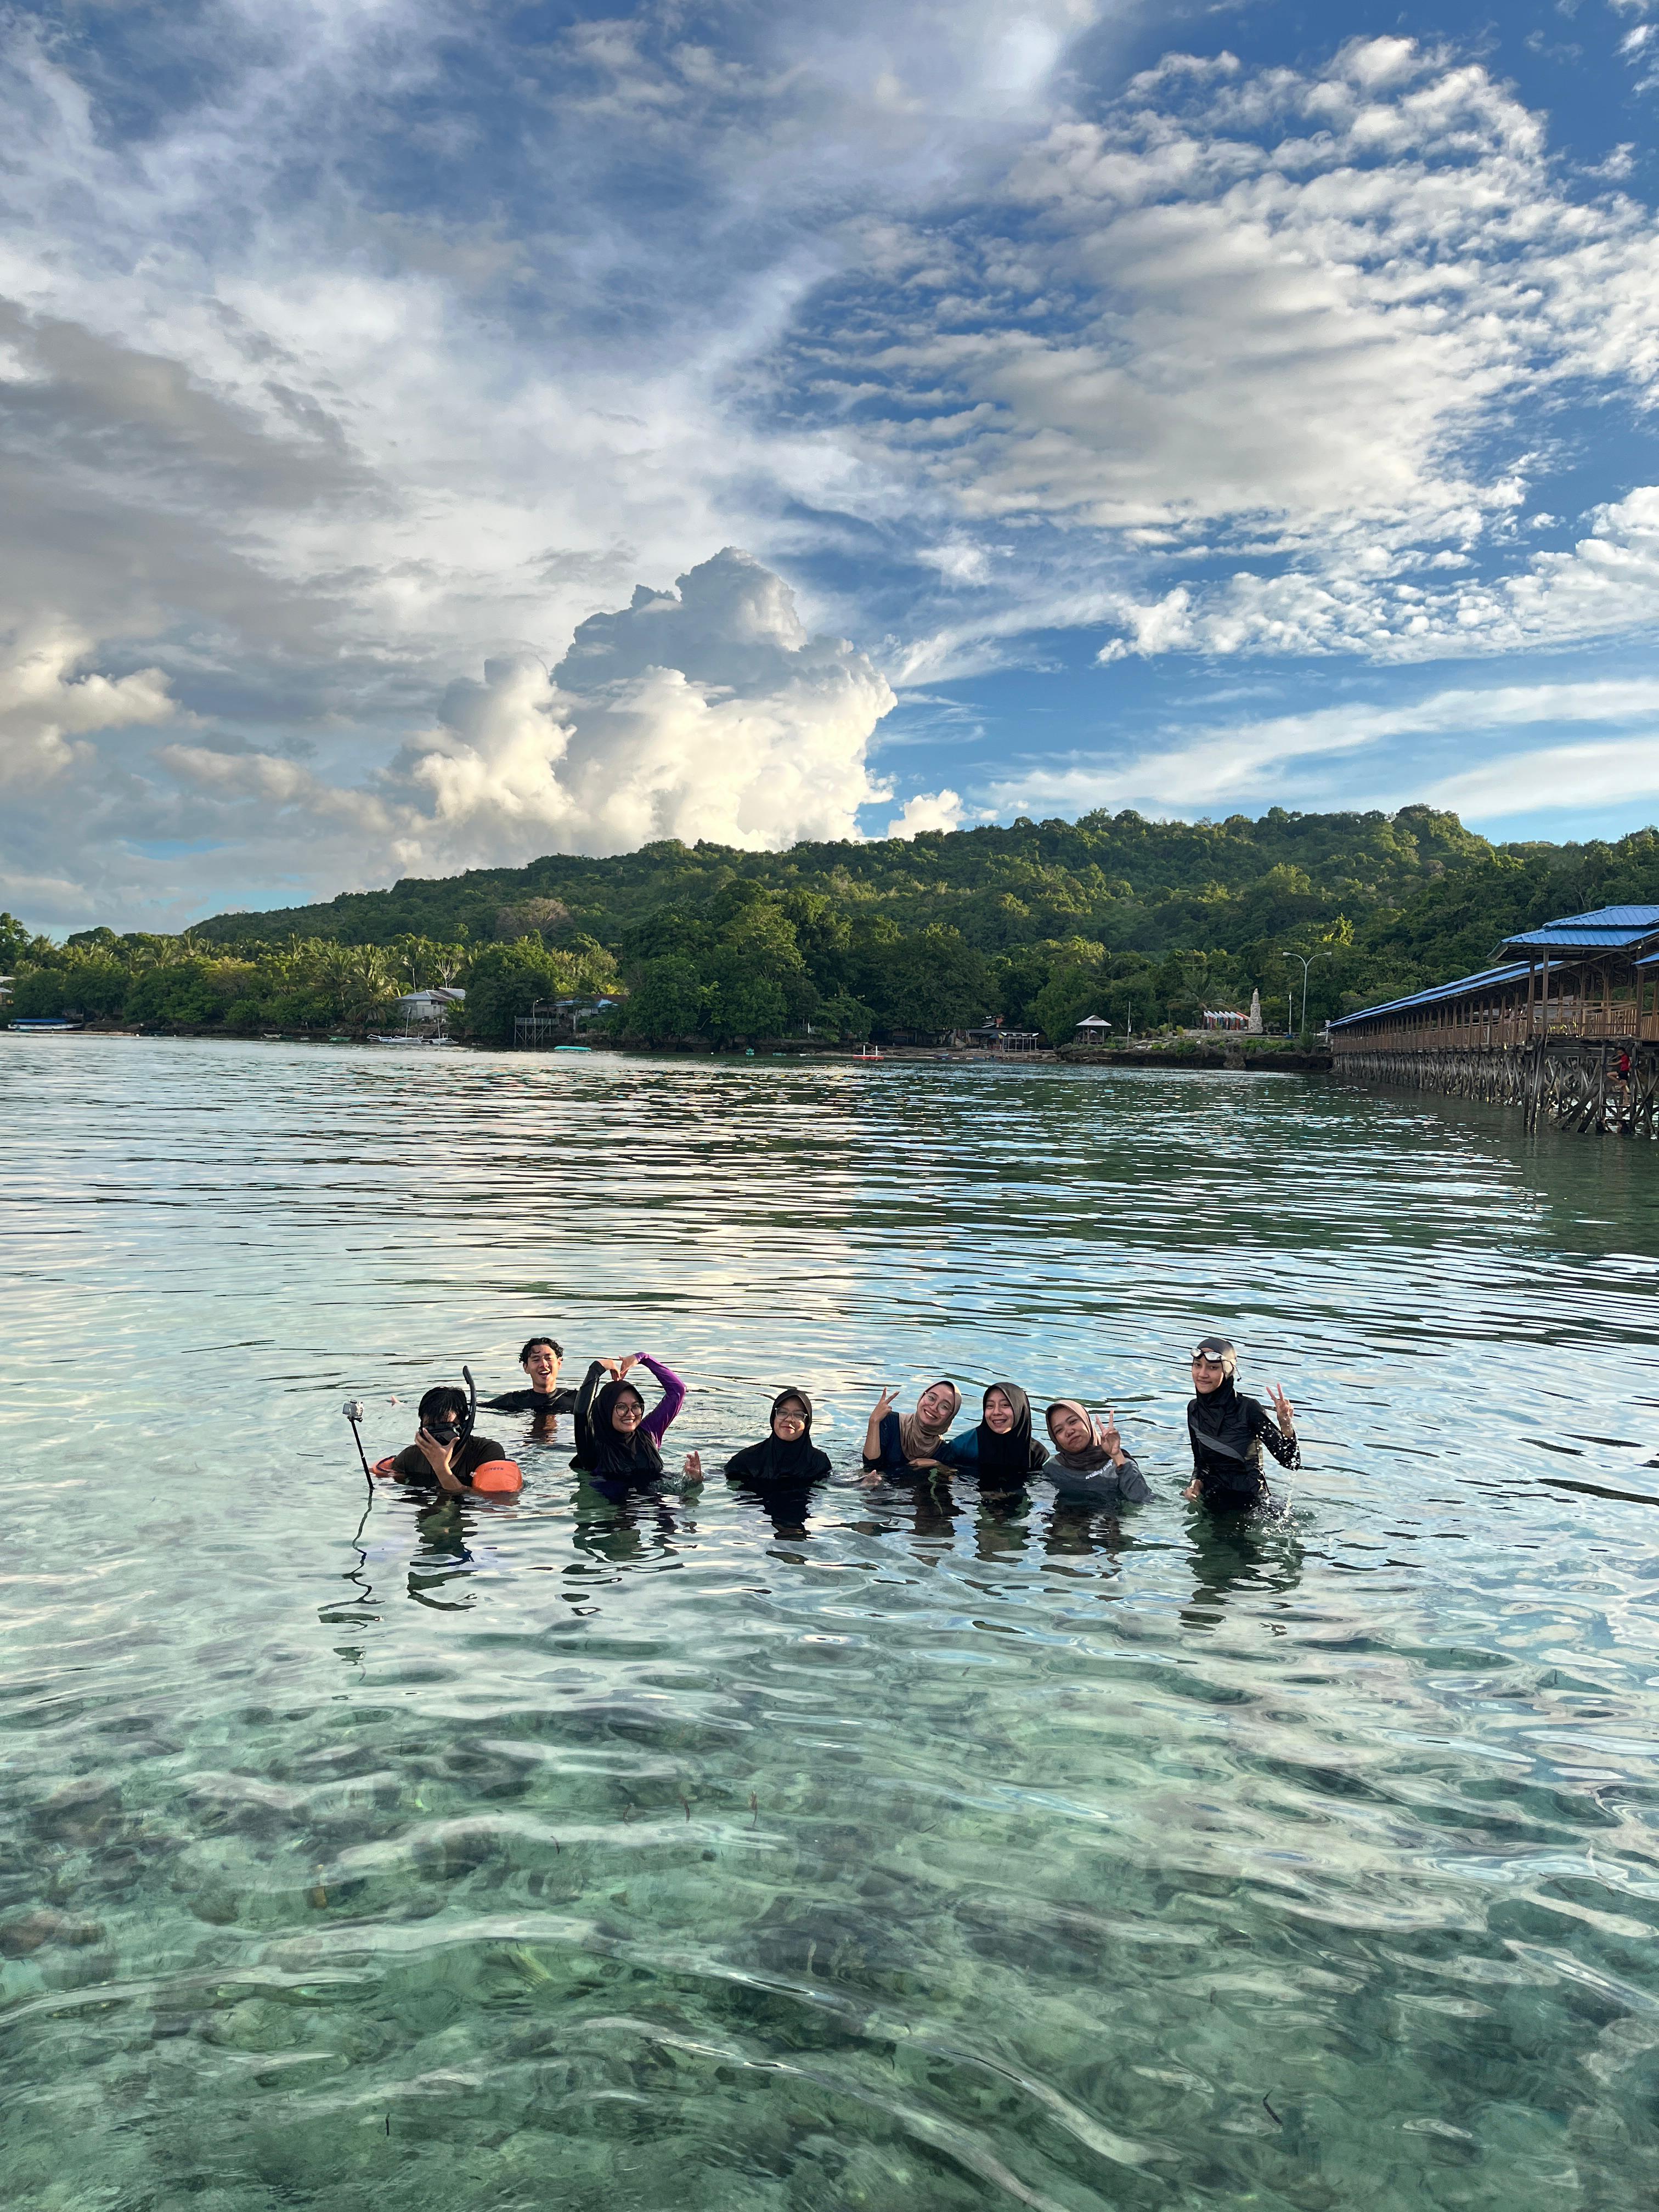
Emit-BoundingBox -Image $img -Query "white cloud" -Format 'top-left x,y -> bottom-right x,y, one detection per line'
885,787 -> 964,836
0,627 -> 175,791
798,35 -> 1659,664
984,673 -> 1659,815
1425,733 -> 1659,815
382,548 -> 896,864
7,8 -> 1659,922
1092,486 -> 1659,662
1,549 -> 897,928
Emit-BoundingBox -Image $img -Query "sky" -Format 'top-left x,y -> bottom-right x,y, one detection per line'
4,0 -> 1659,934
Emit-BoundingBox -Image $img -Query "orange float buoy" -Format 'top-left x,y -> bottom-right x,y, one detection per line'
469,1459 -> 523,1494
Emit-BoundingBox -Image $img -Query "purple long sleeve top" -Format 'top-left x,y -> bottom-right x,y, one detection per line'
636,1354 -> 685,1446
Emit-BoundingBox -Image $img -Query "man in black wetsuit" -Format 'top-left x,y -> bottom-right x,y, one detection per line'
388,1386 -> 509,1496
486,1337 -> 578,1420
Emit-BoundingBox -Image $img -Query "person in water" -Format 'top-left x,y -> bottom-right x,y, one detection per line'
486,1336 -> 578,1419
724,1390 -> 832,1486
1183,1337 -> 1299,1510
913,1383 -> 1048,1487
387,1386 -> 509,1497
861,1379 -> 961,1476
1043,1400 -> 1152,1506
573,1353 -> 698,1492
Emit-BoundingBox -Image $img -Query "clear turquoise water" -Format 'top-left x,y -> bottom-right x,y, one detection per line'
3,1037 -> 1658,2212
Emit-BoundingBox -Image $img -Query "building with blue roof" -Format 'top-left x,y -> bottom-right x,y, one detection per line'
1330,906 -> 1659,1137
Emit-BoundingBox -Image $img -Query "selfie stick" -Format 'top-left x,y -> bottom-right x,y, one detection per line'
342,1399 -> 372,1480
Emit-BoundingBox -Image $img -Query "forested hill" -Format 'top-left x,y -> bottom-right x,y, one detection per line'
11,806 -> 1659,1045
189,804 -> 1659,997
192,805 -> 1487,955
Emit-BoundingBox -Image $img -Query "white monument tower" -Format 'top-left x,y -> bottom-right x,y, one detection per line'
1248,988 -> 1263,1035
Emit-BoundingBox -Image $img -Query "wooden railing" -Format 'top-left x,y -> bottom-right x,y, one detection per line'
1334,1004 -> 1658,1054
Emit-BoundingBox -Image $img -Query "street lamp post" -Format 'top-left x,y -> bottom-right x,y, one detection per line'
1282,951 -> 1330,1039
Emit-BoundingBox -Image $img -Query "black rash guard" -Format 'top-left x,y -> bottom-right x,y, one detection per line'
1186,1389 -> 1299,1507
389,1434 -> 509,1489
485,1387 -> 578,1417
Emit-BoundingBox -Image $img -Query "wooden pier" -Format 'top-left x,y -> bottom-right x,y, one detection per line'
1330,905 -> 1659,1137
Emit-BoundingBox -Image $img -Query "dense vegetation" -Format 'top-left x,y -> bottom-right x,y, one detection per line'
6,808 -> 1658,1047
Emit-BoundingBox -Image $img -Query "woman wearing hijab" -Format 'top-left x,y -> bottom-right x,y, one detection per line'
725,1390 -> 833,1486
726,1390 -> 832,1537
861,1379 -> 961,1477
572,1352 -> 699,1494
1043,1400 -> 1152,1506
917,1383 -> 1048,1488
1183,1336 -> 1299,1510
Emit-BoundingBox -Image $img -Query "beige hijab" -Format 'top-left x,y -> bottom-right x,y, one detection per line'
1045,1399 -> 1111,1472
899,1380 -> 961,1462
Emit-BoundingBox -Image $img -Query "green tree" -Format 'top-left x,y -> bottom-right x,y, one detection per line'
620,956 -> 707,1042
460,938 -> 619,1045
0,913 -> 47,968
865,926 -> 992,1035
814,992 -> 873,1042
1033,963 -> 1105,1044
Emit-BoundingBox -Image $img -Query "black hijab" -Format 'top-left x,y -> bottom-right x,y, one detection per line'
1188,1341 -> 1256,1462
977,1382 -> 1042,1482
725,1390 -> 830,1485
586,1376 -> 664,1483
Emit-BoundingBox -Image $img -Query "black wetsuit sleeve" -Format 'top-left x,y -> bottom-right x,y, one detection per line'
1259,1419 -> 1301,1471
862,1411 -> 901,1471
1029,1440 -> 1049,1471
551,1386 -> 578,1415
572,1362 -> 606,1465
1114,1453 -> 1152,1504
486,1390 -> 532,1411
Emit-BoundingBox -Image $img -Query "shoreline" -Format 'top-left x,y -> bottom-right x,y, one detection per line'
3,1025 -> 1334,1070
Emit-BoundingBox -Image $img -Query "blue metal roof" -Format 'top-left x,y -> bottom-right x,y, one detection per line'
1329,961 -> 1531,1031
1503,903 -> 1659,952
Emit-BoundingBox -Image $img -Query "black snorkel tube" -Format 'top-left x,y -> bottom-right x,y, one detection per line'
460,1366 -> 478,1449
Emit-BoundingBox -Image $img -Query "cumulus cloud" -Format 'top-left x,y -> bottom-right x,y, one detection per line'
7,6 -> 1659,924
0,549 -> 904,928
885,787 -> 964,837
0,627 -> 174,791
383,548 -> 896,864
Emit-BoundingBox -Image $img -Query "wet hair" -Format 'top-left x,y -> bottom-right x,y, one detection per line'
418,1385 -> 468,1424
519,1336 -> 563,1364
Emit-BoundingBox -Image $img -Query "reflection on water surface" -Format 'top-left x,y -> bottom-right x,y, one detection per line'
3,1039 -> 1659,2211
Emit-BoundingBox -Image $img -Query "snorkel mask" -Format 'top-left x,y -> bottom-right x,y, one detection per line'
424,1369 -> 478,1448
